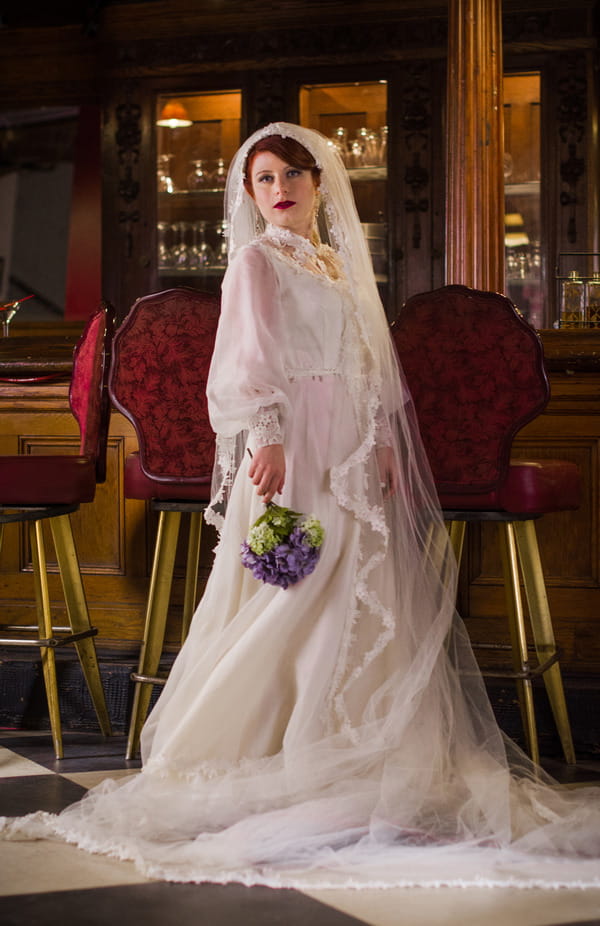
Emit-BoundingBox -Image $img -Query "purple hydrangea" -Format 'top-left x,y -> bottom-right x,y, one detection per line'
240,513 -> 323,589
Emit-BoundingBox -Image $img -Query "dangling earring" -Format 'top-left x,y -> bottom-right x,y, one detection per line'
313,190 -> 321,219
311,190 -> 322,246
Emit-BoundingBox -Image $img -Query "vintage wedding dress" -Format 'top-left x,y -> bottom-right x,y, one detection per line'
2,123 -> 600,889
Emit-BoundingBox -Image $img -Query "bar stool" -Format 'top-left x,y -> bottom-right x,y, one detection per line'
109,288 -> 219,758
0,303 -> 115,758
392,284 -> 579,765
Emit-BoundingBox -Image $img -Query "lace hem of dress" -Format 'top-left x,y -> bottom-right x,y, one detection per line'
249,406 -> 282,446
3,811 -> 599,890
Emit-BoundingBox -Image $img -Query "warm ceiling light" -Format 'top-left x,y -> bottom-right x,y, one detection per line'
156,100 -> 192,128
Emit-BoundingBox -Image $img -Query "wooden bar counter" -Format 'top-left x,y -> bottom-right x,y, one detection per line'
0,327 -> 598,752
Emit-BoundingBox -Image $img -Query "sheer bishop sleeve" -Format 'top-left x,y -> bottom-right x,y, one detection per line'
206,244 -> 290,527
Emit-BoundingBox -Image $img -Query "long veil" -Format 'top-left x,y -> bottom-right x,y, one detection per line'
2,124 -> 600,889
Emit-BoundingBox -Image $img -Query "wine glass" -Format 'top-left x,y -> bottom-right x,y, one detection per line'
213,220 -> 229,267
378,126 -> 388,166
0,295 -> 31,336
363,131 -> 379,167
187,159 -> 209,190
157,221 -> 172,269
329,127 -> 348,163
157,154 -> 176,193
348,139 -> 364,169
171,221 -> 191,269
189,221 -> 214,270
212,158 -> 228,188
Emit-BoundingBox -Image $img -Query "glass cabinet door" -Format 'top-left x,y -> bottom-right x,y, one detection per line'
503,73 -> 543,327
299,81 -> 389,310
155,90 -> 242,292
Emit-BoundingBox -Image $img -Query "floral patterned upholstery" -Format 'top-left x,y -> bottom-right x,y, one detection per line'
109,288 -> 219,484
392,284 -> 550,498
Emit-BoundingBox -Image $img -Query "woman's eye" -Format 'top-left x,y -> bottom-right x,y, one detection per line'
287,169 -> 301,178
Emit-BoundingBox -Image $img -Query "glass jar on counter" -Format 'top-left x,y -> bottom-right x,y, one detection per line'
586,272 -> 600,328
559,271 -> 586,327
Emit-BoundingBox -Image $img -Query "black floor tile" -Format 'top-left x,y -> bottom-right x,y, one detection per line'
0,733 -> 140,773
0,775 -> 86,816
541,758 -> 600,786
0,882 -> 369,926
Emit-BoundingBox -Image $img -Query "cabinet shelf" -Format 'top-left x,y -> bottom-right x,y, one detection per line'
159,268 -> 226,277
347,166 -> 387,182
505,181 -> 540,196
159,189 -> 226,200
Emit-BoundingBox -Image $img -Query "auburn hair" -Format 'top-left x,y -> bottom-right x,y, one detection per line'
243,134 -> 321,194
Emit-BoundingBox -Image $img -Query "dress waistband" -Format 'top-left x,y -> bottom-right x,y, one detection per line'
286,368 -> 340,381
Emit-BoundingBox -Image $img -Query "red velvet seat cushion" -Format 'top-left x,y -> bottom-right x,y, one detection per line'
438,459 -> 581,515
124,452 -> 212,501
0,456 -> 96,505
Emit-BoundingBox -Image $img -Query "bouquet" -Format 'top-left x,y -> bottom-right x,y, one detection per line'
240,502 -> 324,589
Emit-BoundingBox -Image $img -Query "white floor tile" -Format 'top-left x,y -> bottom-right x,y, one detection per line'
0,838 -> 151,896
0,746 -> 52,778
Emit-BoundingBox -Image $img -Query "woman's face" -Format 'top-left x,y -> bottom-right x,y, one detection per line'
248,151 -> 318,238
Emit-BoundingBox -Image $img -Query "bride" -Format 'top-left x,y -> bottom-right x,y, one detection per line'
2,123 -> 600,889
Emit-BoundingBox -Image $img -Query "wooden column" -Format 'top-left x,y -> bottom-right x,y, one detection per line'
446,0 -> 505,292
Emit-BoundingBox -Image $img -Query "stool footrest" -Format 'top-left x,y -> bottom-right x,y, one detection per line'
131,671 -> 168,686
0,625 -> 98,647
471,641 -> 559,679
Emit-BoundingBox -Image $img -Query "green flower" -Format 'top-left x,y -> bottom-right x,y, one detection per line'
248,522 -> 278,554
300,515 -> 325,548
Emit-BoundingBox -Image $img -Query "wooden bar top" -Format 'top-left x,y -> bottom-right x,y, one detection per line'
1,327 -> 599,380
0,335 -> 78,379
540,328 -> 600,372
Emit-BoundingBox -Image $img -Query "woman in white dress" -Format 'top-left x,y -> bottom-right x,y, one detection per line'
3,123 -> 600,889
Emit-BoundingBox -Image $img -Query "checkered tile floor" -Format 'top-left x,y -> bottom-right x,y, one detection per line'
1,730 -> 600,926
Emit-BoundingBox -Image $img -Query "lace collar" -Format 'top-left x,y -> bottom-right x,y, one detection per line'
262,224 -> 344,283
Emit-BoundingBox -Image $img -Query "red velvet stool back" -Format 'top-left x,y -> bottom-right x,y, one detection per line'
0,302 -> 115,757
392,284 -> 578,764
109,288 -> 220,758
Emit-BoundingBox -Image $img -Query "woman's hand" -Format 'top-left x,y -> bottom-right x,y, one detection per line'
376,445 -> 399,499
248,444 -> 286,503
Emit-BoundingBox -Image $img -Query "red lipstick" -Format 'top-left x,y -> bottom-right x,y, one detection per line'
274,201 -> 295,209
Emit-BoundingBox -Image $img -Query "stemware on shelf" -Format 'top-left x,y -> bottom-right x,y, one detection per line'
213,220 -> 229,267
378,125 -> 388,166
348,139 -> 364,169
157,221 -> 172,269
157,154 -> 176,193
212,158 -> 228,188
187,159 -> 210,190
329,127 -> 349,163
188,221 -> 214,270
171,221 -> 191,269
363,130 -> 380,166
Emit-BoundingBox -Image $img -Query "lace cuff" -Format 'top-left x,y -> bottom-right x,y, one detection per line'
249,406 -> 283,447
374,407 -> 393,448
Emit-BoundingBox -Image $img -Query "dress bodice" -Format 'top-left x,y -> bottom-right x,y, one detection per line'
257,231 -> 347,379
